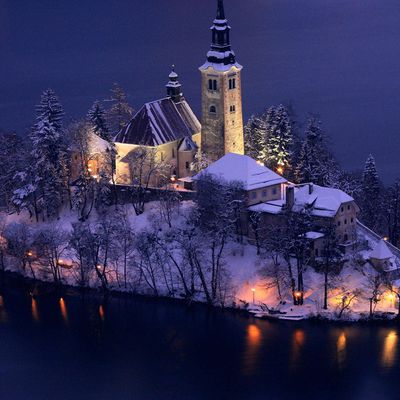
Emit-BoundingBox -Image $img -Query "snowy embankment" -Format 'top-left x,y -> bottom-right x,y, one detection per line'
0,202 -> 398,322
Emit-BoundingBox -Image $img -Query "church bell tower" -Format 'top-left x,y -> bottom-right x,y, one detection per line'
199,0 -> 244,162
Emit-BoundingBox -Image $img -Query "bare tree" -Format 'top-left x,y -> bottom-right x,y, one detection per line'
34,226 -> 69,285
124,146 -> 167,215
363,274 -> 383,318
4,222 -> 34,277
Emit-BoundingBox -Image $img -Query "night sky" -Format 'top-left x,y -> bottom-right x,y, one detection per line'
1,0 -> 400,182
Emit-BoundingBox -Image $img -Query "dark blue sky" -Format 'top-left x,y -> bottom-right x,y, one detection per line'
1,0 -> 400,182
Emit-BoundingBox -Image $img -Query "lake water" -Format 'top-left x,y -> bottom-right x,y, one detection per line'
0,278 -> 399,400
1,0 -> 400,181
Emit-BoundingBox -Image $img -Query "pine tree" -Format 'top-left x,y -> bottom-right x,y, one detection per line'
262,105 -> 293,173
105,83 -> 134,133
244,115 -> 266,161
87,101 -> 110,141
22,89 -> 66,220
296,117 -> 333,185
360,155 -> 382,231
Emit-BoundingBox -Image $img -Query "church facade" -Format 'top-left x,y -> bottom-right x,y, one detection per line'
113,0 -> 244,186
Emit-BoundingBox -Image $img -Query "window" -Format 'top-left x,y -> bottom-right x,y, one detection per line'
185,161 -> 190,169
251,192 -> 257,200
338,221 -> 341,226
172,148 -> 175,158
262,190 -> 267,197
160,152 -> 164,161
208,79 -> 217,91
351,218 -> 354,223
348,205 -> 351,210
272,188 -> 277,195
315,249 -> 319,257
230,105 -> 236,113
229,78 -> 236,90
209,105 -> 216,114
344,219 -> 347,225
341,207 -> 344,212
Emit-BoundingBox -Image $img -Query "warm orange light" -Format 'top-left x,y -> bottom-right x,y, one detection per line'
251,288 -> 256,292
382,331 -> 398,368
384,237 -> 389,241
99,305 -> 105,322
27,251 -> 33,257
170,176 -> 176,182
277,166 -> 284,175
31,298 -> 39,322
295,291 -> 302,298
59,297 -> 68,325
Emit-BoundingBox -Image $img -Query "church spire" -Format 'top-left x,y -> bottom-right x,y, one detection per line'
206,0 -> 236,66
216,0 -> 225,20
166,65 -> 183,103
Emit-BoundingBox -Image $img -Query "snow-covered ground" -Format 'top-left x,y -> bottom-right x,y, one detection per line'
1,202 -> 399,322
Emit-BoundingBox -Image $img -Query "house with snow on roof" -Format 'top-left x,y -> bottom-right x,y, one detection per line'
114,68 -> 201,186
193,153 -> 288,206
250,182 -> 360,256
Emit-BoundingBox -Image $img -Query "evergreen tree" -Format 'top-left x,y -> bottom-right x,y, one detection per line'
105,83 -> 134,133
87,101 -> 110,141
262,105 -> 293,173
19,89 -> 67,220
360,155 -> 382,231
296,117 -> 334,185
244,115 -> 266,161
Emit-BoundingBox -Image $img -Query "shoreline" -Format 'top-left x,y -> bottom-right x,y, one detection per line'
1,270 -> 399,326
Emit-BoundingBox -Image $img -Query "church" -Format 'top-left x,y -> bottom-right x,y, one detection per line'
113,0 -> 244,185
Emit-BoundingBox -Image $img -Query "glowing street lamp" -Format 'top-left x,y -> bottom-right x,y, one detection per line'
251,288 -> 256,304
295,291 -> 303,305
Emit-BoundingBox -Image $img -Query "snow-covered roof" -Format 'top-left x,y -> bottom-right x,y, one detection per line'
194,153 -> 287,191
199,61 -> 243,73
293,184 -> 355,218
370,239 -> 393,260
88,130 -> 110,154
178,136 -> 197,152
249,200 -> 284,214
305,231 -> 325,240
114,98 -> 201,147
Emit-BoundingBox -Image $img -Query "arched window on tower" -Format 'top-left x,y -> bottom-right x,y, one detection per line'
229,78 -> 236,90
209,105 -> 216,114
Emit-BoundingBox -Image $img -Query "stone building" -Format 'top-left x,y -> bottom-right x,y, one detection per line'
199,0 -> 244,162
114,69 -> 201,186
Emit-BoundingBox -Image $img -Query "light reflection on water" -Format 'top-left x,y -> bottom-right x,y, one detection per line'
99,305 -> 105,322
291,329 -> 305,368
337,332 -> 347,369
382,330 -> 398,369
31,297 -> 39,322
0,294 -> 7,323
242,323 -> 262,375
59,297 -> 69,325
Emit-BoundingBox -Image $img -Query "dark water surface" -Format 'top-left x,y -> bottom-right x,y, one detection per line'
1,0 -> 400,181
0,281 -> 399,400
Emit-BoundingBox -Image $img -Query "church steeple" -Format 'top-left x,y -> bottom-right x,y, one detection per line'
207,0 -> 236,65
199,0 -> 244,162
166,65 -> 183,103
216,0 -> 225,20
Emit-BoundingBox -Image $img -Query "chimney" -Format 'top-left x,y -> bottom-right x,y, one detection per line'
309,183 -> 314,195
286,186 -> 295,210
